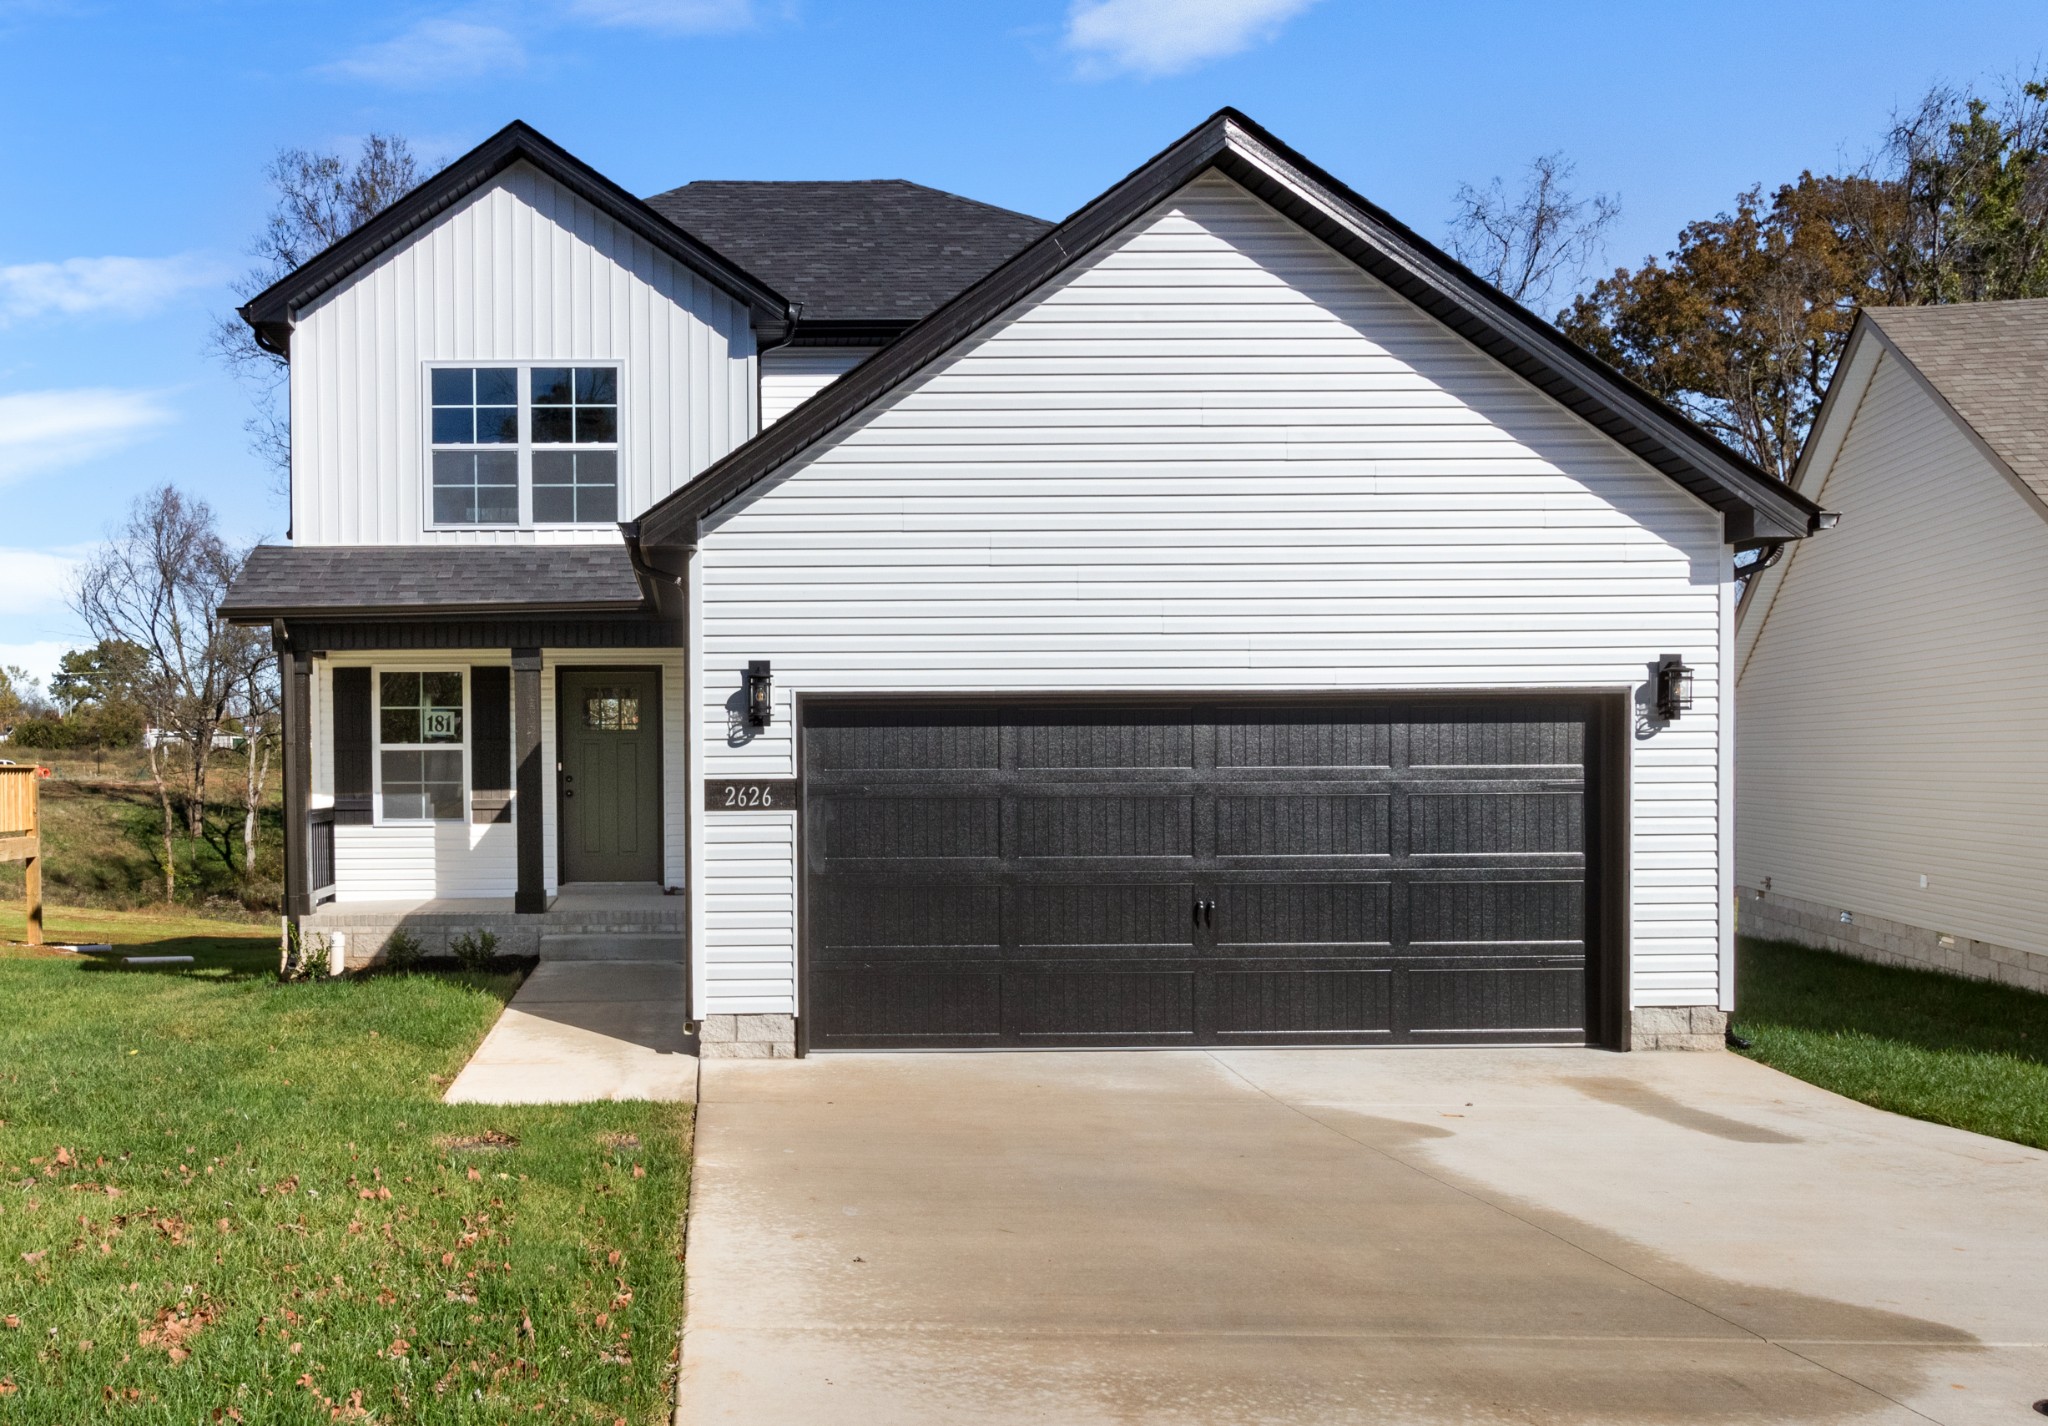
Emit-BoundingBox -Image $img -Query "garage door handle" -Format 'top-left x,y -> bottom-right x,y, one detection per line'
1195,898 -> 1215,927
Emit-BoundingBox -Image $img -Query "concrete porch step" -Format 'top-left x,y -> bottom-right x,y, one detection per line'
538,933 -> 685,963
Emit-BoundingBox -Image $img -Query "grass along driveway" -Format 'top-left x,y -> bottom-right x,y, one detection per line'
1734,935 -> 2048,1151
0,907 -> 688,1423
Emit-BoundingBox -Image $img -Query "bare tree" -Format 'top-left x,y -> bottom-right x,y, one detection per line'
237,655 -> 279,877
211,135 -> 428,490
1447,152 -> 1622,312
72,487 -> 249,902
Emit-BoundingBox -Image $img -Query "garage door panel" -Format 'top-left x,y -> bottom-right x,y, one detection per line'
1010,970 -> 1195,1040
1406,966 -> 1586,1036
810,882 -> 1003,960
1408,879 -> 1584,947
1013,707 -> 1195,770
1215,794 -> 1392,858
817,795 -> 1001,860
811,968 -> 1002,1044
1010,882 -> 1195,954
805,704 -> 1000,772
1408,792 -> 1583,857
1212,969 -> 1393,1037
1213,706 -> 1395,770
1408,713 -> 1585,770
1013,795 -> 1194,859
1213,881 -> 1393,951
802,698 -> 1599,1050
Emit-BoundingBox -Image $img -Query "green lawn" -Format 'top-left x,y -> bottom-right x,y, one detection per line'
1734,935 -> 2048,1151
0,907 -> 688,1423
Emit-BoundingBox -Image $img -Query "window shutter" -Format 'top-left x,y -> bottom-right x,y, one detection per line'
470,665 -> 513,824
331,667 -> 373,825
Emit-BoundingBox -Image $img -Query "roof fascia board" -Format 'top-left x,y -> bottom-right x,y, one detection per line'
238,122 -> 790,356
1733,326 -> 1884,651
636,108 -> 1822,549
636,113 -> 1234,546
222,598 -> 649,627
1206,124 -> 1816,546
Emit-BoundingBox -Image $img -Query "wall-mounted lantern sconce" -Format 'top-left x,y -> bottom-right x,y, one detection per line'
745,660 -> 773,728
1655,654 -> 1694,722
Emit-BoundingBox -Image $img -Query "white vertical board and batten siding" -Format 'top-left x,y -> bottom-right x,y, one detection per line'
760,348 -> 878,426
291,162 -> 757,545
692,173 -> 1731,1019
1737,351 -> 2048,958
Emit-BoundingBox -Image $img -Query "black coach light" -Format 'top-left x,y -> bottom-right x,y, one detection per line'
1655,654 -> 1694,722
746,660 -> 773,728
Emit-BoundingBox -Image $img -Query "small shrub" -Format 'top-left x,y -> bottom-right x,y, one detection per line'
382,928 -> 425,972
450,929 -> 498,972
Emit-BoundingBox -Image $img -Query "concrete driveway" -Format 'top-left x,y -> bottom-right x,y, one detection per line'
678,1049 -> 2048,1426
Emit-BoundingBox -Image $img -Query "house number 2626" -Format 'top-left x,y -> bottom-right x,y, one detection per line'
704,778 -> 798,811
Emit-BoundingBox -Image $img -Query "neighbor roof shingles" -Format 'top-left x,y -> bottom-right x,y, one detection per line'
643,179 -> 1051,327
1864,299 -> 2048,507
221,544 -> 646,619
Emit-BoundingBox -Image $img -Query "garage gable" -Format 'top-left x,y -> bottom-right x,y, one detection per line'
700,169 -> 1728,551
635,109 -> 1821,549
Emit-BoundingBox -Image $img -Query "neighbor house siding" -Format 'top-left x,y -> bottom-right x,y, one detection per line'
690,173 -> 1731,1020
290,162 -> 758,545
314,647 -> 685,900
760,347 -> 878,426
1736,351 -> 2048,959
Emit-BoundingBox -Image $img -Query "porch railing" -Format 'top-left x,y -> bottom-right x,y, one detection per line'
308,808 -> 336,905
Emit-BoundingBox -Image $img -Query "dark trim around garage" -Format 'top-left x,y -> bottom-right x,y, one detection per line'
791,688 -> 1633,1055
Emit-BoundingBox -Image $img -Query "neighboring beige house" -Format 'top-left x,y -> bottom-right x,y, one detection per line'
1737,298 -> 2048,994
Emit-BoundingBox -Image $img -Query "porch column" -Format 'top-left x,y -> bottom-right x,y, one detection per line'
280,639 -> 313,919
513,648 -> 545,913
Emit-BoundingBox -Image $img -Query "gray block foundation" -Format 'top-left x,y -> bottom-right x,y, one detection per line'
698,1014 -> 797,1059
1631,1006 -> 1728,1051
1738,886 -> 2048,995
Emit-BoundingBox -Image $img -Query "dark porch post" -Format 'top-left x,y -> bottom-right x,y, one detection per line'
280,636 -> 313,919
513,648 -> 545,913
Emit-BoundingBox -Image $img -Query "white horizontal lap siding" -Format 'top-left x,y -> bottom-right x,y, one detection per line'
695,173 -> 1728,1017
760,348 -> 877,426
291,162 -> 756,544
1737,352 -> 2048,957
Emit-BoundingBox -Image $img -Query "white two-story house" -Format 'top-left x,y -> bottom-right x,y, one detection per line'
223,109 -> 1826,1057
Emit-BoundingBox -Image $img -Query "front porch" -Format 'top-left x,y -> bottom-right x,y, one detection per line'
302,882 -> 687,969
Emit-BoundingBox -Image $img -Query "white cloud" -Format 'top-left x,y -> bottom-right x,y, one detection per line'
0,547 -> 85,618
0,641 -> 79,695
320,17 -> 527,88
1063,0 -> 1322,77
0,388 -> 177,483
0,254 -> 225,325
567,0 -> 756,33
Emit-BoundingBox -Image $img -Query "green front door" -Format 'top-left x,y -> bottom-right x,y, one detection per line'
559,668 -> 662,884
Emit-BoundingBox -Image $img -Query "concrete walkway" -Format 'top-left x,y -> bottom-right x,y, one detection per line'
444,961 -> 697,1104
680,1048 -> 2048,1426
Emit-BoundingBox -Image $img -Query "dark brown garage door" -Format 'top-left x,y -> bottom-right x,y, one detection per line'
800,697 -> 1617,1051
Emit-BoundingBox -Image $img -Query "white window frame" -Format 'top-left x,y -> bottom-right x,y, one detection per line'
370,665 -> 472,827
423,361 -> 624,532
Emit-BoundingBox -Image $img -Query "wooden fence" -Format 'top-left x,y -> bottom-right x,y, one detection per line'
0,765 -> 43,945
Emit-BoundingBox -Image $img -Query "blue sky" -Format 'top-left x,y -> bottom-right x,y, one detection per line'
1,0 -> 2042,686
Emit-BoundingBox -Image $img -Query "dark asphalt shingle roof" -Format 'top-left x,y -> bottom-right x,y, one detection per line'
642,179 -> 1052,327
221,544 -> 646,619
1864,299 -> 2048,508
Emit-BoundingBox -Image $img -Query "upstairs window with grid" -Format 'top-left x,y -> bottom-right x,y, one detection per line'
427,364 -> 620,528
